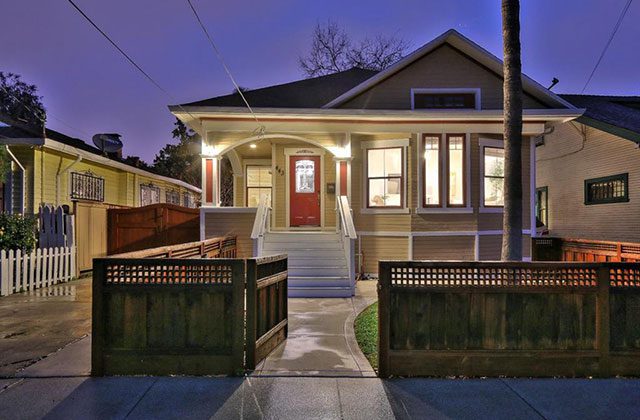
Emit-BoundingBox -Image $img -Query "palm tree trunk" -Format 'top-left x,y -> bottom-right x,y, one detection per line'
501,0 -> 523,261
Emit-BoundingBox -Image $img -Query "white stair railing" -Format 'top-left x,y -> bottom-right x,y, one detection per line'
336,195 -> 357,291
250,195 -> 271,257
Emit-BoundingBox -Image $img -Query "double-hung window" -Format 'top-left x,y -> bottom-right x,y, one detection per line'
367,147 -> 404,208
423,135 -> 440,206
446,135 -> 466,207
246,166 -> 272,207
483,147 -> 505,207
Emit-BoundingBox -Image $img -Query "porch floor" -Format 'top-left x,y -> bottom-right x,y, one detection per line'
253,280 -> 378,377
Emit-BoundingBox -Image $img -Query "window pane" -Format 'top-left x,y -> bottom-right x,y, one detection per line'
295,160 -> 315,193
368,148 -> 402,177
484,178 -> 504,206
369,178 -> 401,207
448,136 -> 464,205
484,147 -> 504,178
247,166 -> 272,187
247,188 -> 271,207
424,136 -> 439,205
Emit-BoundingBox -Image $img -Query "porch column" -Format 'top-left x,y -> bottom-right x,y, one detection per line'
202,156 -> 220,206
335,158 -> 352,201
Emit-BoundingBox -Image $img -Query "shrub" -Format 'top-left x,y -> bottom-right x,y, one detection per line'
0,213 -> 37,252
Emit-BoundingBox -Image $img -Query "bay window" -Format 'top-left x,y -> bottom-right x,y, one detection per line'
447,135 -> 466,206
246,165 -> 272,207
367,147 -> 403,208
483,147 -> 505,207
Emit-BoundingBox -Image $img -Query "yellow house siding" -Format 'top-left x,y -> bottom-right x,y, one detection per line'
360,236 -> 409,274
413,236 -> 475,260
537,122 -> 640,242
203,211 -> 255,258
478,234 -> 531,260
340,45 -> 546,110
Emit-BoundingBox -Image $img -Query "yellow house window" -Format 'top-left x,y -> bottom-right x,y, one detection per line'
140,184 -> 160,206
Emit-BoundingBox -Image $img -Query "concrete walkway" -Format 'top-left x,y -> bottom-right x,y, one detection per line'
255,280 -> 378,377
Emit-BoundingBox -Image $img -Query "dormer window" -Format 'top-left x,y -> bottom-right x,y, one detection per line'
411,88 -> 481,110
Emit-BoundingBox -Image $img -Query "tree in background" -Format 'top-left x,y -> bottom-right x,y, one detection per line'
299,21 -> 408,77
500,0 -> 524,261
0,72 -> 46,129
153,118 -> 201,187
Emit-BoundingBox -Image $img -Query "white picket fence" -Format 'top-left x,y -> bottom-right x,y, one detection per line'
0,246 -> 77,296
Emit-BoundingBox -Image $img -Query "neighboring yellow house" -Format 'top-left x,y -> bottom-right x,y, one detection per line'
0,121 -> 201,270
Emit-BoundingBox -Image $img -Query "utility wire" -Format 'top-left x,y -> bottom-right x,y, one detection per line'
65,0 -> 201,126
185,0 -> 263,131
581,0 -> 634,93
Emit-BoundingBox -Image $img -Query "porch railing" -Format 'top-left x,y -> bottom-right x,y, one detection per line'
337,195 -> 357,290
251,195 -> 271,257
108,235 -> 237,259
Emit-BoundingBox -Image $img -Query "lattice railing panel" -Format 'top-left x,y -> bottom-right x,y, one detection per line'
389,265 -> 598,288
563,240 -> 617,253
104,261 -> 235,285
610,266 -> 640,288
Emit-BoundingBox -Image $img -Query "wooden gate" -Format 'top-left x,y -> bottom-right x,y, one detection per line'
107,204 -> 199,255
246,254 -> 289,369
75,202 -> 113,272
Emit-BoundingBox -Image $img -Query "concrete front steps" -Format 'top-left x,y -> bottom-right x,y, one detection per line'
262,231 -> 353,297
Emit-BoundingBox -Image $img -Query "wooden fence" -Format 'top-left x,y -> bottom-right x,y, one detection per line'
246,254 -> 288,369
378,260 -> 640,378
533,237 -> 640,262
0,246 -> 76,296
92,236 -> 289,376
39,205 -> 74,248
107,203 -> 199,255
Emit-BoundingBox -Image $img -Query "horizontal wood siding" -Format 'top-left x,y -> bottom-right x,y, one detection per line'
341,44 -> 546,110
413,236 -> 475,260
537,122 -> 640,242
479,234 -> 531,260
204,212 -> 255,257
360,236 -> 409,274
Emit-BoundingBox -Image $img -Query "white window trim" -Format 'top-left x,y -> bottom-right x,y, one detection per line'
411,88 -> 482,110
416,132 -> 472,214
479,137 -> 505,213
361,139 -> 409,213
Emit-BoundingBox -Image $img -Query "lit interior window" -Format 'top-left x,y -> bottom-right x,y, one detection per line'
424,136 -> 440,206
448,136 -> 465,205
367,148 -> 403,207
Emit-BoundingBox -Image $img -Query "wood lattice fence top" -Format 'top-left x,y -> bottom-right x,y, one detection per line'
382,261 -> 640,289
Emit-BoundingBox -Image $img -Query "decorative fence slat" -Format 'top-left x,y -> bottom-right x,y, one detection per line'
0,246 -> 77,296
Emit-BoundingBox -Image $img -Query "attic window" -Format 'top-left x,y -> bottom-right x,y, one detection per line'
411,89 -> 480,110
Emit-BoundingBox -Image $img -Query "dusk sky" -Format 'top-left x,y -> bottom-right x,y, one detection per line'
2,0 -> 638,161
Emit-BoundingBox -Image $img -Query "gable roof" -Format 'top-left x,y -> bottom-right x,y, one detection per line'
323,29 -> 575,110
559,94 -> 640,143
180,67 -> 378,109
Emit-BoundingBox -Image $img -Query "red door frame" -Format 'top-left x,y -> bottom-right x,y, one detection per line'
289,155 -> 321,227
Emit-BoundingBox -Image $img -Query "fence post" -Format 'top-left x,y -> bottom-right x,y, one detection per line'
245,258 -> 257,370
92,258 -> 106,376
231,260 -> 246,374
596,265 -> 611,377
378,261 -> 391,378
0,250 -> 8,296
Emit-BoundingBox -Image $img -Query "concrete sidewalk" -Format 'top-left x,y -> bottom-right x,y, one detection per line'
1,375 -> 639,419
255,280 -> 378,377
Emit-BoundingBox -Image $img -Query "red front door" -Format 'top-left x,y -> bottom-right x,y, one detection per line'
290,155 -> 321,227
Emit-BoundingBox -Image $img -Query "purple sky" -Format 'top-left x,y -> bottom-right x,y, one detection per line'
2,0 -> 638,161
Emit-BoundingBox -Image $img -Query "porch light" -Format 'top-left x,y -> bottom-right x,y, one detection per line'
250,143 -> 257,149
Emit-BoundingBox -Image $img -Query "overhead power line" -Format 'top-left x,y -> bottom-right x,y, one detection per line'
185,0 -> 263,130
581,0 -> 634,93
65,0 -> 201,126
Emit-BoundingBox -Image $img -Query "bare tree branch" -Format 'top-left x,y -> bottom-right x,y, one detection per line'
299,21 -> 408,77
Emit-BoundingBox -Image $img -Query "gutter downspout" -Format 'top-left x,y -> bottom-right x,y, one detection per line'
5,146 -> 26,214
56,155 -> 82,206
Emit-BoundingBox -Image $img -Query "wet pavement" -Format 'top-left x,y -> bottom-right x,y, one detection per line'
0,277 -> 92,377
255,280 -> 378,376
